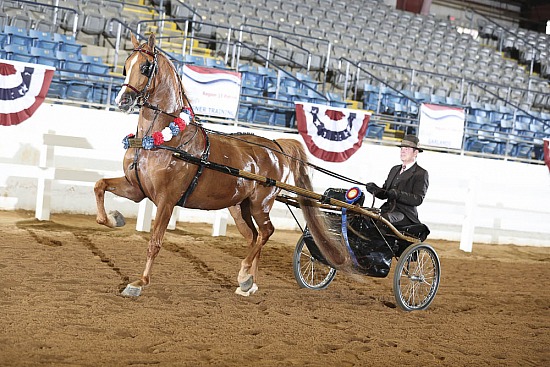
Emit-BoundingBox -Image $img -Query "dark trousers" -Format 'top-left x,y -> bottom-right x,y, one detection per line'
382,210 -> 413,227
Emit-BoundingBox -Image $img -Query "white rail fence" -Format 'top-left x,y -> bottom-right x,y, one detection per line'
0,130 -> 229,235
1,104 -> 550,248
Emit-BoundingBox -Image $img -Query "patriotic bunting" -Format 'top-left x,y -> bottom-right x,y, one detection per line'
295,102 -> 370,162
0,60 -> 55,126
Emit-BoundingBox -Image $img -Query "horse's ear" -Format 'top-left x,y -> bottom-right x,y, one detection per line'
131,33 -> 139,48
148,33 -> 156,50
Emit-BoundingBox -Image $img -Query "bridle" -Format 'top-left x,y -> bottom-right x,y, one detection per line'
121,43 -> 205,206
122,46 -> 158,105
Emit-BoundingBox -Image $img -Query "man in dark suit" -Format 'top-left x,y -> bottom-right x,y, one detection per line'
366,135 -> 429,226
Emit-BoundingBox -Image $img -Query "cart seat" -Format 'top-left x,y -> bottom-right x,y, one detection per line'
396,223 -> 430,241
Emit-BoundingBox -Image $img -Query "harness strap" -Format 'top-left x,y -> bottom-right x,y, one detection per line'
129,108 -> 162,200
176,124 -> 210,207
131,155 -> 147,199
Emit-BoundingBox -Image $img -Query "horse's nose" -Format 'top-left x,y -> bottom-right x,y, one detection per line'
117,93 -> 134,113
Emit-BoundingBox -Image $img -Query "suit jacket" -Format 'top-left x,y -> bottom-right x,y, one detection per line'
376,162 -> 429,224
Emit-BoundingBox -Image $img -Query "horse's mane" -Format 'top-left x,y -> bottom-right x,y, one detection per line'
153,47 -> 188,110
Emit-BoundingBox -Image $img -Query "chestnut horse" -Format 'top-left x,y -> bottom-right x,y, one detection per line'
94,33 -> 348,297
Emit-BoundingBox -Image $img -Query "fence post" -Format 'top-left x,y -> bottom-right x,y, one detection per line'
35,130 -> 55,221
136,199 -> 154,232
167,207 -> 178,230
212,209 -> 228,236
459,176 -> 478,252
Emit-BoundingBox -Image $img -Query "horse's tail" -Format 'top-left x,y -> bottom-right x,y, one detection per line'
275,139 -> 350,268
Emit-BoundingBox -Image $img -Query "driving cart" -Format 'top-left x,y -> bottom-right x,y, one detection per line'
277,187 -> 441,312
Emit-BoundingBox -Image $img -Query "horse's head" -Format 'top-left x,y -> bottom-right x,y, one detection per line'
116,33 -> 158,113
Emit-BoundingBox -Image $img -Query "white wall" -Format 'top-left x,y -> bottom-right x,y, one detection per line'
1,103 -> 550,247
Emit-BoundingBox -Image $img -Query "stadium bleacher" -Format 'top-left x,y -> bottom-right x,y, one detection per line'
0,0 -> 549,162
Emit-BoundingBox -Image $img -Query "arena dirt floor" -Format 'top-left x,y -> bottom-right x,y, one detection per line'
0,210 -> 548,366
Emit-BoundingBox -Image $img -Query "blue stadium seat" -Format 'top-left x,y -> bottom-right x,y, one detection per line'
30,47 -> 60,68
29,30 -> 58,51
380,87 -> 402,113
516,143 -> 534,159
53,33 -> 83,54
205,57 -> 228,69
306,88 -> 327,104
515,112 -> 532,127
268,100 -> 292,127
430,94 -> 446,105
465,138 -> 481,152
240,70 -> 264,92
296,72 -> 319,91
326,91 -> 347,108
57,50 -> 87,72
90,85 -> 109,104
257,66 -> 277,90
363,84 -> 380,111
47,77 -> 68,99
279,74 -> 300,89
251,102 -> 276,125
5,44 -> 34,63
4,25 -> 33,50
498,141 -> 518,157
81,55 -> 109,74
284,86 -> 308,103
88,74 -> 120,105
58,70 -> 93,102
238,96 -> 261,122
66,82 -> 93,102
366,123 -> 385,140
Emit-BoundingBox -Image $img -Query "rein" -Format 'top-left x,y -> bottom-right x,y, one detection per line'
122,44 -> 366,207
201,128 -> 367,188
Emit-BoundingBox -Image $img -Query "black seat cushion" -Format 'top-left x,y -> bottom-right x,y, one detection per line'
396,223 -> 430,241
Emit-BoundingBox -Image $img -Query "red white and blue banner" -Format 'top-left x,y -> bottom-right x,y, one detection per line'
295,102 -> 371,162
418,103 -> 465,150
181,65 -> 241,119
0,60 -> 55,126
544,138 -> 550,172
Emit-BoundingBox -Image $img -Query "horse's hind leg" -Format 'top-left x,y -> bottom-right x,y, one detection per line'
121,202 -> 173,297
228,202 -> 261,295
232,203 -> 275,296
94,177 -> 145,228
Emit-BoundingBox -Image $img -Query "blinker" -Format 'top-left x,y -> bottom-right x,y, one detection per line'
123,61 -> 153,78
140,60 -> 154,78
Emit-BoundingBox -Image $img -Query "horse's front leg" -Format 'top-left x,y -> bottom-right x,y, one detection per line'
94,176 -> 145,228
121,202 -> 173,297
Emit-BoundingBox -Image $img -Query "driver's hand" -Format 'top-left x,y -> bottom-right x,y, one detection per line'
365,182 -> 381,194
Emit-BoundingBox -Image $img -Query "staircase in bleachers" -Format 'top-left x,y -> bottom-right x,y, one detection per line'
1,0 -> 548,163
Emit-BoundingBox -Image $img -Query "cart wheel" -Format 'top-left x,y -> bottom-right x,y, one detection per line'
293,235 -> 336,290
393,243 -> 440,311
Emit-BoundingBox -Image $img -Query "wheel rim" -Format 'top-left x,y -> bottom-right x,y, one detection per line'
396,246 -> 440,310
295,238 -> 336,289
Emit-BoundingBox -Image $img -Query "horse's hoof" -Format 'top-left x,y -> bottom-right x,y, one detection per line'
108,210 -> 126,227
239,275 -> 254,292
235,283 -> 258,297
121,284 -> 141,297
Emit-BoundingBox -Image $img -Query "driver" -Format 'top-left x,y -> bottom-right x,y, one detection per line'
365,134 -> 429,226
